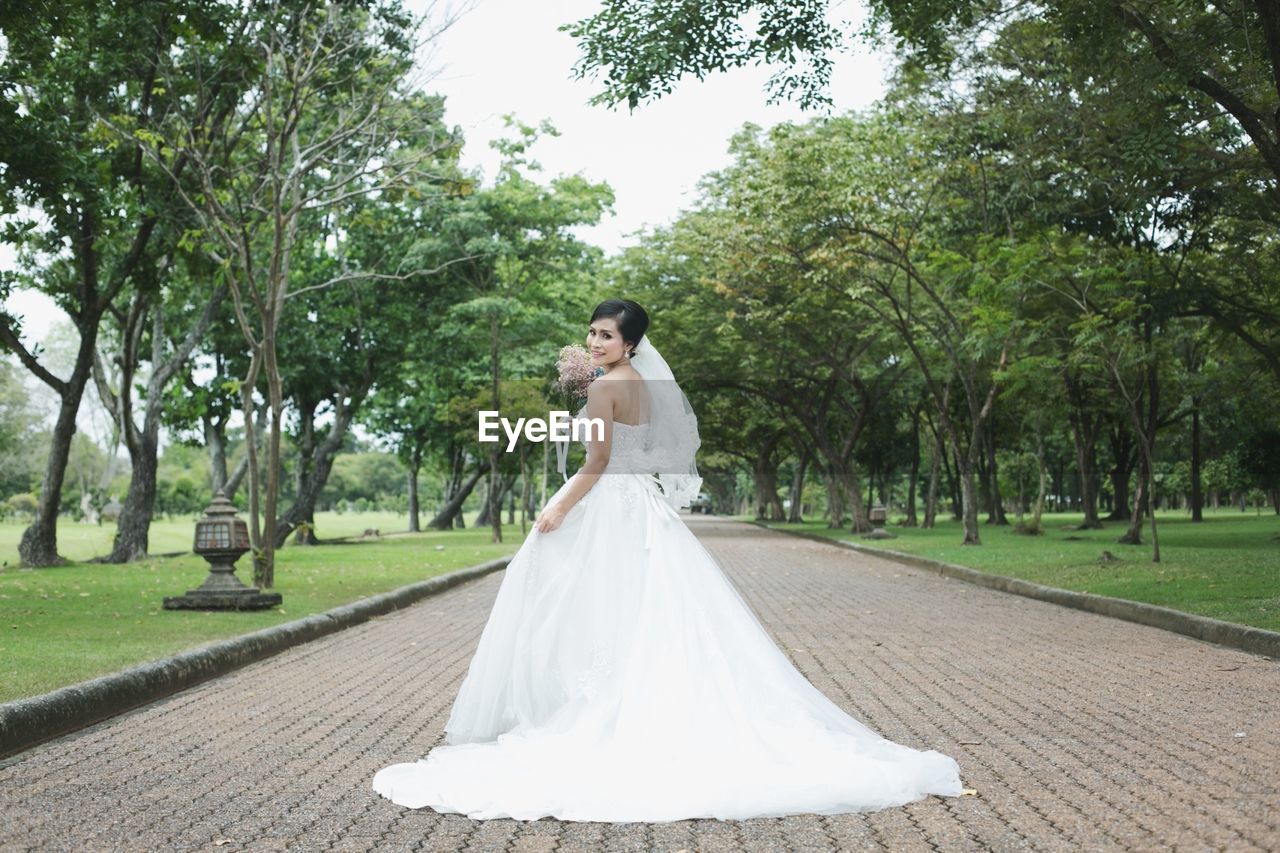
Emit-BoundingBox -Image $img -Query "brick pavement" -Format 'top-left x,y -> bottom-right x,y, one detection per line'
1,517 -> 1277,852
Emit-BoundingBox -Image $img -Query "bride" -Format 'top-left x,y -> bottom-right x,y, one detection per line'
372,299 -> 964,822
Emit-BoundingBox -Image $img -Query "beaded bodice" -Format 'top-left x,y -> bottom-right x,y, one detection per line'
576,419 -> 651,475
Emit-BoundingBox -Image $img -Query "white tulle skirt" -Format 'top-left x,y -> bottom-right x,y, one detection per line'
372,470 -> 964,822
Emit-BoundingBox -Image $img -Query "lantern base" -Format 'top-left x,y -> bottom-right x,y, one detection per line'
163,588 -> 283,610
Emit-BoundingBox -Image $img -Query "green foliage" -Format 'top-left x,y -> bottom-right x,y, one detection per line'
564,0 -> 887,109
3,494 -> 38,521
1238,428 -> 1280,492
321,453 -> 407,508
0,361 -> 41,499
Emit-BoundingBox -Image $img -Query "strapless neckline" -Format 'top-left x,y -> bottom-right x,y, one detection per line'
573,409 -> 649,431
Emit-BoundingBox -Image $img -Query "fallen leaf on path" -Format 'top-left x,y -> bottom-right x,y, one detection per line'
960,788 -> 978,796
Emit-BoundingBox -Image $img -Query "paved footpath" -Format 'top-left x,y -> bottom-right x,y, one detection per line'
2,517 -> 1278,852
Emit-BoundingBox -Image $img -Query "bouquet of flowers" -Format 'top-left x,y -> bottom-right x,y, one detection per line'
550,344 -> 602,482
551,343 -> 601,411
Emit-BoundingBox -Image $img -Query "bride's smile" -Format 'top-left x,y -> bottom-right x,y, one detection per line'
586,316 -> 636,372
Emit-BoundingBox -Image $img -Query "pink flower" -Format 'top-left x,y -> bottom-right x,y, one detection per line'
553,344 -> 599,405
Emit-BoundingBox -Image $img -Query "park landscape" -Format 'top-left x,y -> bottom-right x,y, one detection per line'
1,0 -> 1280,850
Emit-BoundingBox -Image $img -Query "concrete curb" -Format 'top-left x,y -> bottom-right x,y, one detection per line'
0,556 -> 511,760
750,521 -> 1280,660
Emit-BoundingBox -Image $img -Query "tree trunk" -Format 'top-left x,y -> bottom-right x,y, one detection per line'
20,381 -> 90,566
1118,468 -> 1146,545
1190,399 -> 1203,522
476,476 -> 491,526
407,445 -> 422,533
206,413 -> 229,496
1111,334 -> 1162,562
985,420 -> 1008,525
839,466 -> 872,535
290,395 -> 319,543
270,363 -> 371,545
260,337 -> 284,587
1031,431 -> 1047,532
487,314 -> 503,543
478,473 -> 515,527
428,464 -> 484,530
487,449 -> 503,542
976,430 -> 991,521
223,402 -> 266,502
753,436 -> 785,521
923,426 -> 942,529
957,457 -> 981,545
240,348 -> 266,581
435,444 -> 468,529
1068,403 -> 1104,529
940,443 -> 961,520
934,402 -> 983,543
109,432 -> 159,561
787,446 -> 809,523
823,468 -> 846,528
107,283 -> 227,562
1106,423 -> 1137,521
903,402 -> 921,527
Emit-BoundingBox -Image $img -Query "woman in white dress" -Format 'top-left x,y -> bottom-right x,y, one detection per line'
372,299 -> 964,822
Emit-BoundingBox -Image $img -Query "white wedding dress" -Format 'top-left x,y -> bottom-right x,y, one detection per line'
372,420 -> 964,822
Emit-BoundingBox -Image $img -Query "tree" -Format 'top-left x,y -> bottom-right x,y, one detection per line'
123,0 -> 462,586
567,0 -> 1280,393
92,265 -> 228,561
420,117 -> 613,543
0,0 -> 238,565
696,113 -> 1028,543
269,112 -> 461,547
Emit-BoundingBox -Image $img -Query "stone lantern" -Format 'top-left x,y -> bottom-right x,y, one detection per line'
862,503 -> 896,540
163,491 -> 282,610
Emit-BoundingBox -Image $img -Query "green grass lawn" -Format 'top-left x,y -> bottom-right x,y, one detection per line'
756,508 -> 1280,633
0,511 -> 524,703
0,509 -> 422,567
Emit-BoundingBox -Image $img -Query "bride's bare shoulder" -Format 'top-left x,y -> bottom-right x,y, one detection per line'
597,365 -> 643,382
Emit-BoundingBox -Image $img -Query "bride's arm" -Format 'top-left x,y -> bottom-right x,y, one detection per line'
534,381 -> 615,532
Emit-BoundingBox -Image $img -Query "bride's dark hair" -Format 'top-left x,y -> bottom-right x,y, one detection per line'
590,299 -> 649,355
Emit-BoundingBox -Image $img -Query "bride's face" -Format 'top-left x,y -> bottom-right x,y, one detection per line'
587,317 -> 628,367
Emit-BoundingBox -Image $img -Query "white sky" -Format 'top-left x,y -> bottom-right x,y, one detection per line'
2,0 -> 889,439
410,0 -> 888,253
